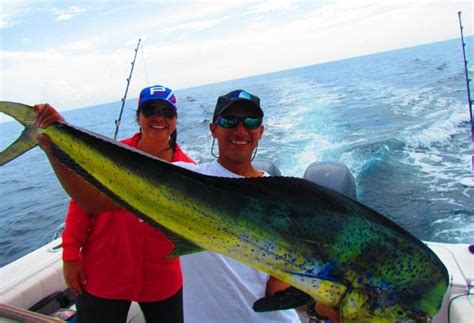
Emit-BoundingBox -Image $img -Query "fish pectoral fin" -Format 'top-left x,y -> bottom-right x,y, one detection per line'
166,232 -> 203,257
142,220 -> 202,257
252,286 -> 312,312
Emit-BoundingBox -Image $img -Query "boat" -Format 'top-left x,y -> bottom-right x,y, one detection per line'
0,160 -> 472,322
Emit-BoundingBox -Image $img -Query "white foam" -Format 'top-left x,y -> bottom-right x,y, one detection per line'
460,177 -> 474,187
406,110 -> 468,147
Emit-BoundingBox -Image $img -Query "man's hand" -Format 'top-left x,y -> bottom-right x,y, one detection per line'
314,301 -> 340,323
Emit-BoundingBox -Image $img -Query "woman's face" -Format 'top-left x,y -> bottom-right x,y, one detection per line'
137,102 -> 177,143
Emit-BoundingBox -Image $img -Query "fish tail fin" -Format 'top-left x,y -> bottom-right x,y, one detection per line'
0,102 -> 38,166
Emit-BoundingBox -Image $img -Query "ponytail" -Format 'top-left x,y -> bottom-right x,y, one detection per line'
169,129 -> 177,152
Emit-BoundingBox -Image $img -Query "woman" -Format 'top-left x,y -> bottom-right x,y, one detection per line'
34,85 -> 194,323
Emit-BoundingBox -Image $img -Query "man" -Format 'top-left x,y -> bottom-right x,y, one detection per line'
175,90 -> 301,322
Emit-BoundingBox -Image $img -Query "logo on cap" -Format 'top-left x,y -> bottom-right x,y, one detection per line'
149,86 -> 167,95
238,91 -> 251,100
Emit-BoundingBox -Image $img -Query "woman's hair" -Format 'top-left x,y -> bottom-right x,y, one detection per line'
169,129 -> 177,151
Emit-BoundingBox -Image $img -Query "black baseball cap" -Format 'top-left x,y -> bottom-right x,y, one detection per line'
212,90 -> 263,122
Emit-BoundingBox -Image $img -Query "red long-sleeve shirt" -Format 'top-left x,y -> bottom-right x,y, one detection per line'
61,133 -> 194,301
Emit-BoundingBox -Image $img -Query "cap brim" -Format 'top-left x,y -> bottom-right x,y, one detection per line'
216,99 -> 263,119
139,99 -> 177,110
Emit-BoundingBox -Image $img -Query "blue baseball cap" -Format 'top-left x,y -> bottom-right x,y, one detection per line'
138,85 -> 177,110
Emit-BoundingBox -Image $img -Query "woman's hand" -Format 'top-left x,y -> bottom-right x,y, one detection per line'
33,104 -> 65,152
63,260 -> 86,295
33,103 -> 64,128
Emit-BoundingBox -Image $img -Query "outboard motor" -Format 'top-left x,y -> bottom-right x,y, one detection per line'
252,159 -> 282,176
303,161 -> 356,199
254,159 -> 356,199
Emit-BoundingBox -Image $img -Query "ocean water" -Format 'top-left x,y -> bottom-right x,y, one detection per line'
1,37 -> 473,267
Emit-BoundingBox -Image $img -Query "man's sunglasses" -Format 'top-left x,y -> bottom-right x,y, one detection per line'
215,115 -> 262,129
140,105 -> 177,119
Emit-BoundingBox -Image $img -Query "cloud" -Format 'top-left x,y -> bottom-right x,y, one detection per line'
0,47 -> 133,110
247,0 -> 297,14
160,17 -> 229,33
0,1 -> 30,29
51,5 -> 86,22
61,37 -> 102,51
0,0 -> 472,119
0,16 -> 14,29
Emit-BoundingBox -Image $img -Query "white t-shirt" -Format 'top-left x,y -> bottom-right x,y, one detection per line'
175,160 -> 301,323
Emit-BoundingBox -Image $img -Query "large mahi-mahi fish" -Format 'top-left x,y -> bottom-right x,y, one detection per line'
0,102 -> 449,322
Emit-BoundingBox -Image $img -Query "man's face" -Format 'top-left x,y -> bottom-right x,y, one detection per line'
210,103 -> 264,165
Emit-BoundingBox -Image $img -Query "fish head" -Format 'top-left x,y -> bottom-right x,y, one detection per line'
339,283 -> 442,323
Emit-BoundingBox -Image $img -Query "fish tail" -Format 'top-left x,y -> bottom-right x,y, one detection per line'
0,102 -> 38,166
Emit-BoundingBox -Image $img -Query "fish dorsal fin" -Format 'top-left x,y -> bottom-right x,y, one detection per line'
252,286 -> 312,312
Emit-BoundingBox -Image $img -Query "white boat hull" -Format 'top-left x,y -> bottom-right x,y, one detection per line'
0,238 -> 472,322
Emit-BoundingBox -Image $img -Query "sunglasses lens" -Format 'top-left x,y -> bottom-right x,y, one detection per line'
162,108 -> 177,119
140,105 -> 154,117
217,116 -> 238,128
243,117 -> 262,129
216,116 -> 261,129
141,105 -> 176,119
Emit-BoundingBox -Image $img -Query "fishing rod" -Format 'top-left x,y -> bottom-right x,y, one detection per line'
457,11 -> 474,179
113,38 -> 141,140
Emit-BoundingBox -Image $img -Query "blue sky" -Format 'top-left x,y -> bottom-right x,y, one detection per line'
1,0 -> 472,115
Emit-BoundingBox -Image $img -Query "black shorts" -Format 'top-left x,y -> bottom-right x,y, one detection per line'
76,288 -> 183,323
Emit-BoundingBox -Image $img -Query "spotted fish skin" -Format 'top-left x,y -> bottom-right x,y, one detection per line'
0,102 -> 448,322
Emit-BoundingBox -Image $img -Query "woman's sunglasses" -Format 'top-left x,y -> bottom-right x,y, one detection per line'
140,104 -> 177,119
215,115 -> 262,129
